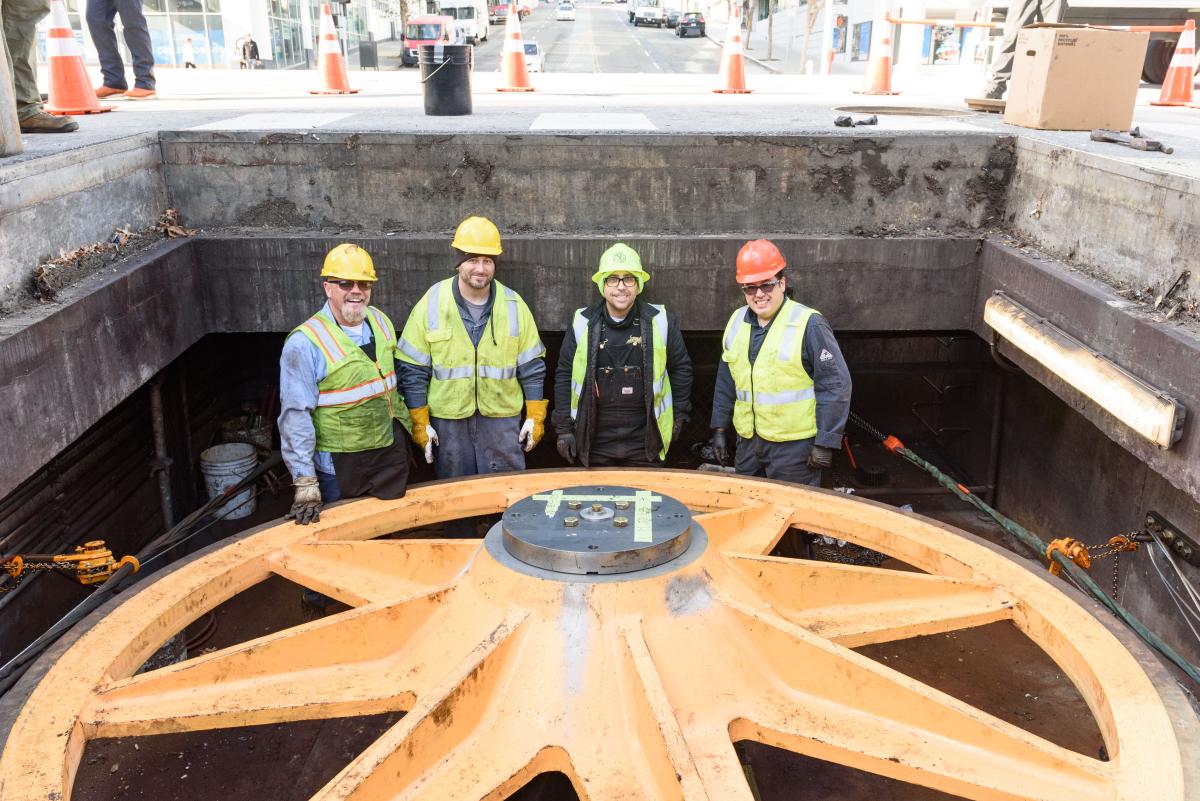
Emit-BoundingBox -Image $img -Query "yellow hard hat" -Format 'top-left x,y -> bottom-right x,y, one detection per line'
320,244 -> 377,282
451,216 -> 503,256
592,243 -> 650,293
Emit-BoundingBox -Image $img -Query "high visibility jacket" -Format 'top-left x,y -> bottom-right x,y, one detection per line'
721,299 -> 818,443
295,306 -> 408,453
398,278 -> 544,419
568,304 -> 674,460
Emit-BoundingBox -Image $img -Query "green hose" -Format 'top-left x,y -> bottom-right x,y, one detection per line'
850,412 -> 1200,686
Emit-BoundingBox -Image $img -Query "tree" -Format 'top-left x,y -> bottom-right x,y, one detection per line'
799,0 -> 825,73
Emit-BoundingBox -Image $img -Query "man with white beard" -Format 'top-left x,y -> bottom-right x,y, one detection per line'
278,244 -> 412,527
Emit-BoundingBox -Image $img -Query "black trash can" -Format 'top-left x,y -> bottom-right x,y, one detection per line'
419,44 -> 473,116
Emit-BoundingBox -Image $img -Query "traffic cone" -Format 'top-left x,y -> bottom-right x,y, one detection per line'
854,15 -> 900,95
1153,19 -> 1195,106
44,0 -> 113,115
713,5 -> 751,94
310,3 -> 359,95
498,2 -> 534,92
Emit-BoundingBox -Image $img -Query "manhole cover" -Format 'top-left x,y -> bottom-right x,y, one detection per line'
834,105 -> 967,117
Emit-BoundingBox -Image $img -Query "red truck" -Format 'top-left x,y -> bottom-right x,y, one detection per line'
400,15 -> 454,67
487,1 -> 529,25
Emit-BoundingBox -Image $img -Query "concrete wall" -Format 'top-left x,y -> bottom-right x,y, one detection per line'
1007,138 -> 1200,311
159,131 -> 1013,236
0,134 -> 166,314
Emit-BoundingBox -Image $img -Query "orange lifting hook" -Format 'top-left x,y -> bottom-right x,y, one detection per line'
1045,537 -> 1091,576
2,540 -> 139,587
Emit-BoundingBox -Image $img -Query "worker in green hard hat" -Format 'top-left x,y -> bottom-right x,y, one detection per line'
553,243 -> 692,467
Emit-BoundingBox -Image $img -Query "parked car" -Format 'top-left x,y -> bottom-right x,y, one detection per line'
556,2 -> 575,20
665,9 -> 680,27
400,15 -> 454,66
523,40 -> 544,71
676,11 -> 704,36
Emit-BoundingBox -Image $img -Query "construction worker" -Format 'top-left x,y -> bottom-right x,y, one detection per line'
398,216 -> 548,481
982,0 -> 1066,99
553,243 -> 692,467
709,239 -> 851,486
278,244 -> 412,526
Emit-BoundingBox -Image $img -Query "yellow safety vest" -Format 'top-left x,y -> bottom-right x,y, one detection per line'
721,299 -> 818,443
568,304 -> 674,460
397,278 -> 545,419
294,306 -> 409,453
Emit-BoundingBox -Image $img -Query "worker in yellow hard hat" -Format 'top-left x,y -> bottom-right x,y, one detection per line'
553,243 -> 692,467
277,244 -> 413,529
397,216 -> 548,500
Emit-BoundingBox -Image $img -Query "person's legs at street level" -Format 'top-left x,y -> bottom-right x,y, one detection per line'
84,0 -> 127,90
984,0 -> 1064,98
115,0 -> 154,89
4,0 -> 51,117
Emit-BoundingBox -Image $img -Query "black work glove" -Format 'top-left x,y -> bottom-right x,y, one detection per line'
807,445 -> 834,470
556,432 -> 577,464
711,429 -> 729,466
288,476 -> 322,525
672,415 -> 686,441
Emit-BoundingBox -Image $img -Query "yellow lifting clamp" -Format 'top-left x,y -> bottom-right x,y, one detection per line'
1045,537 -> 1093,576
1,540 -> 139,591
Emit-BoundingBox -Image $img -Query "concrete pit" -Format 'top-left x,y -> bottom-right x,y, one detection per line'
2,129 -> 1199,800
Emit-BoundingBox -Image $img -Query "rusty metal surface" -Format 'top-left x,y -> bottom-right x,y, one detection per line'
0,470 -> 1192,801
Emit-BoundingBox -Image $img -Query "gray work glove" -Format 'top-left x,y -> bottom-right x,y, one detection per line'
289,475 -> 322,525
807,445 -> 834,470
711,429 -> 729,466
671,415 -> 686,442
556,432 -> 577,464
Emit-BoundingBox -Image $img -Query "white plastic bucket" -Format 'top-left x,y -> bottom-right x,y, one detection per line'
199,442 -> 258,520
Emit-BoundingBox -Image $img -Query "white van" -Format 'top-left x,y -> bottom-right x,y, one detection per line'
438,0 -> 489,44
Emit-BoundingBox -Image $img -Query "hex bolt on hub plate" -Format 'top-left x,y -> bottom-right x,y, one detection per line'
0,470 -> 1196,801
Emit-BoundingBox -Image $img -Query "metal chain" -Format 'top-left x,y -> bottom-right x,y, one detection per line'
1112,552 -> 1121,602
0,559 -> 79,594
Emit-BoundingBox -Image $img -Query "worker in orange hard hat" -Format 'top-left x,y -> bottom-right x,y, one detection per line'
708,239 -> 852,486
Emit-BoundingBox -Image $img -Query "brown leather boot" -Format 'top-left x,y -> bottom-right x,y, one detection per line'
95,85 -> 126,98
19,111 -> 79,133
125,87 -> 157,100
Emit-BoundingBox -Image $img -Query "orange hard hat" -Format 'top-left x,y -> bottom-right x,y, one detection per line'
736,239 -> 786,284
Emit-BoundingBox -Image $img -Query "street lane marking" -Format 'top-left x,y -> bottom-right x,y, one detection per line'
530,113 -> 656,131
190,113 -> 354,131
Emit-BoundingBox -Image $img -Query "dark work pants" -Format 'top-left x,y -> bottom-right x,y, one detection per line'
85,0 -> 155,90
735,434 -> 821,487
984,0 -> 1066,97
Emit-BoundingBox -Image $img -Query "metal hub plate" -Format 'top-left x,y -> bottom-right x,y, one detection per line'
501,485 -> 692,574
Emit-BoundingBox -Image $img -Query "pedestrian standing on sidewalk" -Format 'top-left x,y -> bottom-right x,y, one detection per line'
2,0 -> 78,133
182,37 -> 196,69
242,34 -> 260,69
85,0 -> 157,99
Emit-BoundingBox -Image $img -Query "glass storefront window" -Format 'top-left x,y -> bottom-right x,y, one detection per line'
204,0 -> 221,11
172,14 -> 208,64
146,14 -> 174,64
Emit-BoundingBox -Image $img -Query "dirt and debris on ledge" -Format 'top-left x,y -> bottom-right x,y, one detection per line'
3,210 -> 198,317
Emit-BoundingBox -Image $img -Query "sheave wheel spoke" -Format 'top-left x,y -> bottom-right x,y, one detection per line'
266,539 -> 480,606
693,503 -> 797,555
721,598 -> 1115,801
724,554 -> 1015,646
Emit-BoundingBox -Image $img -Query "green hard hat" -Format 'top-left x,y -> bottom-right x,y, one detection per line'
592,243 -> 650,293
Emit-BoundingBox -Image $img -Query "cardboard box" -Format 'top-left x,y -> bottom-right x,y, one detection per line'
1003,24 -> 1148,131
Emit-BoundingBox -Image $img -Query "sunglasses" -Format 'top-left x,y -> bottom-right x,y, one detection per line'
326,279 -> 375,291
604,274 -> 639,288
740,278 -> 783,297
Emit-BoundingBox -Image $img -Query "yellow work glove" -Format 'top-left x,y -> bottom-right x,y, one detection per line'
519,399 -> 550,453
408,405 -> 439,464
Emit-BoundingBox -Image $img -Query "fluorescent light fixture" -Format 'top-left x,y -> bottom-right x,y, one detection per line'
984,292 -> 1186,450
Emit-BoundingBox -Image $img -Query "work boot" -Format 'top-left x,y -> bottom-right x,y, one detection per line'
125,87 -> 157,100
983,83 -> 1006,100
19,111 -> 78,134
95,85 -> 126,98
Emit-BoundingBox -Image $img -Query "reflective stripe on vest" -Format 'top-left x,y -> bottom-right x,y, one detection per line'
403,278 -> 544,419
294,307 -> 400,453
722,299 -> 818,443
569,304 -> 674,460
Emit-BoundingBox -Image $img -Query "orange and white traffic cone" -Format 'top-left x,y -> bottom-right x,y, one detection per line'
498,2 -> 534,92
713,5 -> 751,93
44,0 -> 114,115
1153,19 -> 1195,106
854,15 -> 900,95
310,3 -> 359,95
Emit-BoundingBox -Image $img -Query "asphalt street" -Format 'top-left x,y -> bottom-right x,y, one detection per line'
468,1 -> 763,74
